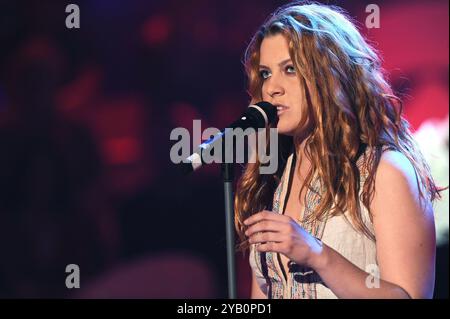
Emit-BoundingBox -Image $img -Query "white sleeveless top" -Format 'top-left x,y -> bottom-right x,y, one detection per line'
249,146 -> 383,299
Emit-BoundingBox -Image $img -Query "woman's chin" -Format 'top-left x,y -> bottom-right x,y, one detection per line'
276,125 -> 295,136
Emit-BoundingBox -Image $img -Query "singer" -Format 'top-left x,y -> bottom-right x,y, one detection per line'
234,2 -> 443,299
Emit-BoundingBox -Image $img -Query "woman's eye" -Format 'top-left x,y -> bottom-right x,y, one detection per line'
285,65 -> 296,74
259,70 -> 270,80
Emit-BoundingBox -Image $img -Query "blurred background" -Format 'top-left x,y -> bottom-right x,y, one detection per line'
0,0 -> 447,298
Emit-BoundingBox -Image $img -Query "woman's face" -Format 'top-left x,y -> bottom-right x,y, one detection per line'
259,34 -> 306,136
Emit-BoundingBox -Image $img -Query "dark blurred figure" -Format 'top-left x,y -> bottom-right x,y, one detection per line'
0,37 -> 119,298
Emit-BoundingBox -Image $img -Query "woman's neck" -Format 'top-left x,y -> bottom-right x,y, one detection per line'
295,139 -> 312,177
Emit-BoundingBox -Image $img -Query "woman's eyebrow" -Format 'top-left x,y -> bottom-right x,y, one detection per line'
259,58 -> 292,69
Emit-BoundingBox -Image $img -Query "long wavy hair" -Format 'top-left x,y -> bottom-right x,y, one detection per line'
234,2 -> 443,251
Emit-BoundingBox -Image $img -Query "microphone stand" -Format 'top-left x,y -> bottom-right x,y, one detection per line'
221,162 -> 236,299
178,102 -> 276,299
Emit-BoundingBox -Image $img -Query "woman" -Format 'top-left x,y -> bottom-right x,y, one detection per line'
234,2 -> 443,299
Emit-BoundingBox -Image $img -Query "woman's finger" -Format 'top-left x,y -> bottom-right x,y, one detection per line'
244,210 -> 290,226
255,241 -> 285,253
245,219 -> 285,237
249,231 -> 286,244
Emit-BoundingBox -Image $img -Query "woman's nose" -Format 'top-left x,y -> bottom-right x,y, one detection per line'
265,77 -> 285,98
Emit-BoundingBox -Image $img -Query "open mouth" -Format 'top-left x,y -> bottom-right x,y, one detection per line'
276,104 -> 289,115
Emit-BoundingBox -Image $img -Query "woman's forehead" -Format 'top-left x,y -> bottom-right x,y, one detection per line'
259,34 -> 291,65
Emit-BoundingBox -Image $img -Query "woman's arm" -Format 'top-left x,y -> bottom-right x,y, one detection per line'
245,150 -> 436,299
311,151 -> 436,298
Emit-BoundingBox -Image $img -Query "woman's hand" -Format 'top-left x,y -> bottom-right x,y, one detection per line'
244,210 -> 326,269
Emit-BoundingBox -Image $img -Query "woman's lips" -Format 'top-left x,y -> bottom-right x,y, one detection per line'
276,104 -> 289,115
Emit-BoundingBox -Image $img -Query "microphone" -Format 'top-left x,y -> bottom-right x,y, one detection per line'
179,101 -> 277,174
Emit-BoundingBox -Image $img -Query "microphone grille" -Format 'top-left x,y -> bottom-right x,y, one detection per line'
253,101 -> 277,125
